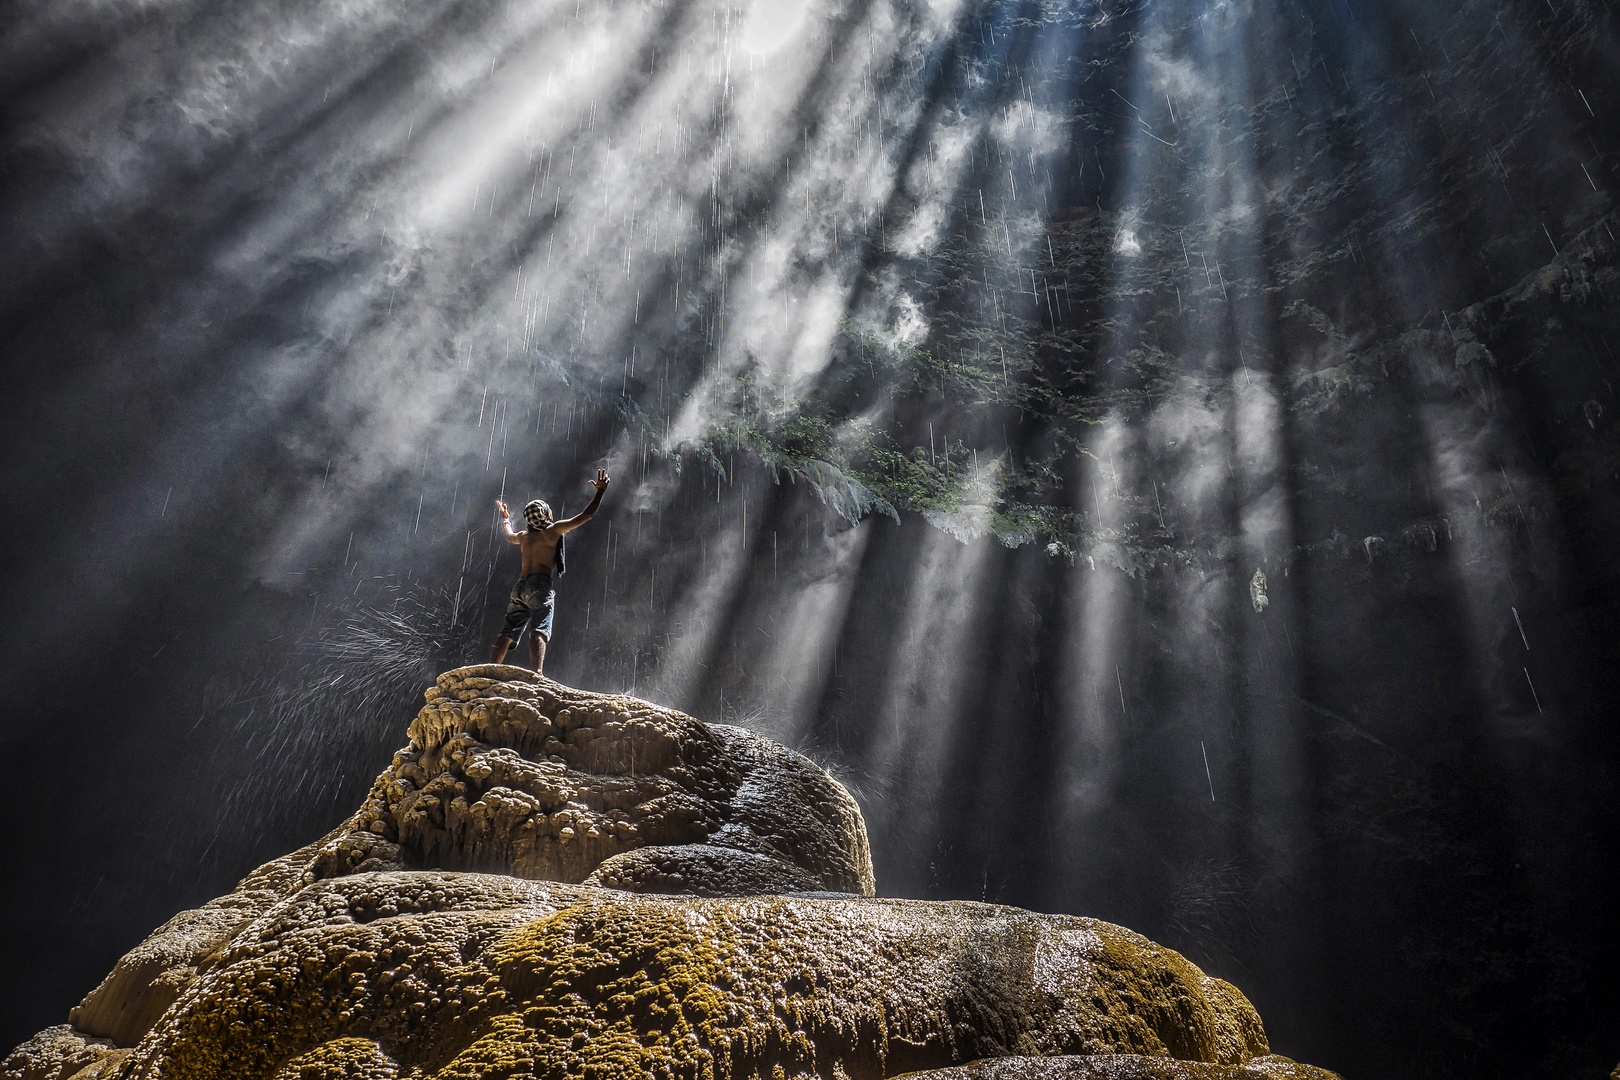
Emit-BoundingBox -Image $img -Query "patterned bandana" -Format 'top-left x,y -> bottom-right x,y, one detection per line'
523,499 -> 553,530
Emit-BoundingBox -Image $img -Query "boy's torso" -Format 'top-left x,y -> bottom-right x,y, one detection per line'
518,528 -> 562,576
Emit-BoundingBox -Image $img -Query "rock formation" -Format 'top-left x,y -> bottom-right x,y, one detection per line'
2,666 -> 1339,1080
892,1059 -> 1330,1079
326,665 -> 874,896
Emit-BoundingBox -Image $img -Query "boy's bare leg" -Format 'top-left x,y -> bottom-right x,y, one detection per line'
529,633 -> 547,674
491,637 -> 515,664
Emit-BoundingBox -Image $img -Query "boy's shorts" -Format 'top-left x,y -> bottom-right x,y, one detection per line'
499,571 -> 555,642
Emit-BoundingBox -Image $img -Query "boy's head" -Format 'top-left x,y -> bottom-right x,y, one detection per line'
523,499 -> 553,530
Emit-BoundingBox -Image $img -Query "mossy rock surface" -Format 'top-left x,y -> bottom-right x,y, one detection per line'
891,1053 -> 1339,1079
101,871 -> 1284,1080
46,668 -> 875,1063
1,670 -> 1341,1080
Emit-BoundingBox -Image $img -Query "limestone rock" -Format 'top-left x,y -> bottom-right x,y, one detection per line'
3,667 -> 1342,1080
0,1026 -> 124,1080
101,872 -> 1280,1080
67,827 -> 355,1047
582,842 -> 822,896
354,665 -> 874,895
32,666 -> 873,1060
891,1055 -> 1337,1079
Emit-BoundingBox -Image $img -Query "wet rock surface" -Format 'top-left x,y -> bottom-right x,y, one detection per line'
1,669 -> 1339,1079
352,664 -> 874,894
0,1027 -> 127,1080
39,665 -> 872,1056
63,829 -> 354,1052
891,1055 -> 1335,1079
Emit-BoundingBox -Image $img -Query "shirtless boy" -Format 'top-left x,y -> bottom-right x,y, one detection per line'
489,468 -> 610,673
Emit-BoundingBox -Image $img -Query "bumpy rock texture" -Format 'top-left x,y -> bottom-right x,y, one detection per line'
0,1027 -> 127,1080
892,1057 -> 1330,1080
2,668 -> 1338,1080
340,664 -> 874,896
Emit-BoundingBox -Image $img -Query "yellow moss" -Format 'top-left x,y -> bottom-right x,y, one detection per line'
270,1037 -> 401,1079
891,1055 -> 1337,1079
